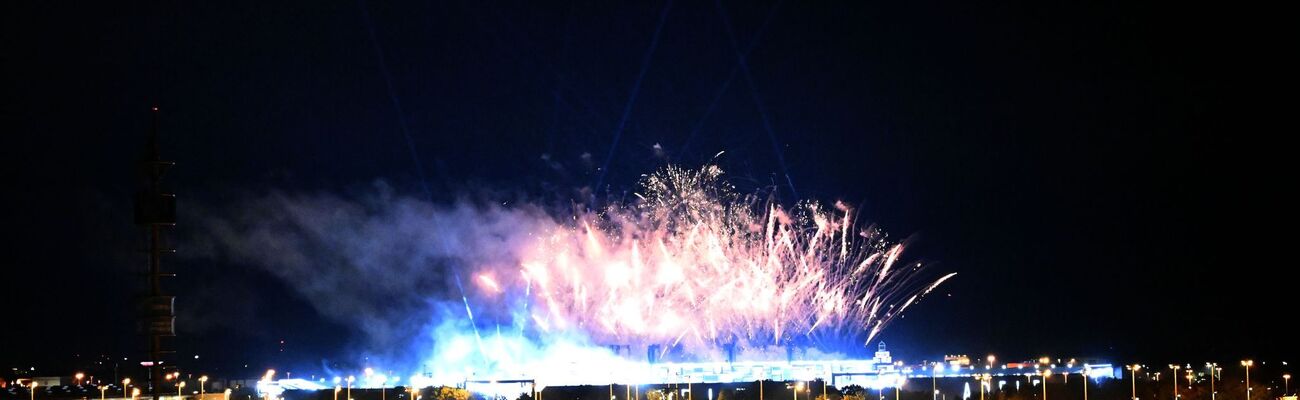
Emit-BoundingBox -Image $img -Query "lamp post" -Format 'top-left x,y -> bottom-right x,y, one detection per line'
124,378 -> 132,399
262,370 -> 276,400
333,387 -> 341,400
100,386 -> 108,400
132,388 -> 141,400
1241,361 -> 1252,400
1205,364 -> 1217,400
1284,374 -> 1291,395
1206,366 -> 1216,400
223,389 -> 231,400
1129,365 -> 1141,400
30,381 -> 38,400
1041,370 -> 1051,400
199,377 -> 208,399
76,373 -> 86,386
1081,369 -> 1089,400
1169,365 -> 1180,400
347,376 -> 355,400
759,380 -> 764,400
933,363 -> 943,400
179,381 -> 186,399
794,382 -> 804,400
978,375 -> 990,400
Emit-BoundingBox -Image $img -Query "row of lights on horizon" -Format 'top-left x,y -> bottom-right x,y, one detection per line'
29,358 -> 1293,400
1125,360 -> 1294,400
23,374 -> 232,400
774,358 -> 1291,400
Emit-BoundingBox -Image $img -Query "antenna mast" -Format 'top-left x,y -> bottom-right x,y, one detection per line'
134,106 -> 176,400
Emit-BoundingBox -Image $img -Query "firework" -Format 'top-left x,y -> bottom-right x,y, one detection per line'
208,164 -> 953,387
464,165 -> 953,363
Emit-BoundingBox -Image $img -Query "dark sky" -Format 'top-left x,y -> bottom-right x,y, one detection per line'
2,0 -> 1290,374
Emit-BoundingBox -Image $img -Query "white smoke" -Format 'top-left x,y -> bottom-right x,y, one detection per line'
186,167 -> 950,383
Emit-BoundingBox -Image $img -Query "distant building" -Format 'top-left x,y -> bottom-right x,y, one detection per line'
872,342 -> 893,365
944,355 -> 971,367
30,377 -> 69,387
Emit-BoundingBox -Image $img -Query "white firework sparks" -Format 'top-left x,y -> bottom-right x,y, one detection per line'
473,165 -> 953,358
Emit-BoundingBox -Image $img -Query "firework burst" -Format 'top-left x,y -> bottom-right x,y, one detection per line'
474,165 -> 954,359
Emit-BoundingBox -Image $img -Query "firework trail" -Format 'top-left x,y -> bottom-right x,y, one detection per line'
194,165 -> 952,385
468,165 -> 952,358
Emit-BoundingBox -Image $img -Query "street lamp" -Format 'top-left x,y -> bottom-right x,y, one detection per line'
794,382 -> 804,400
262,370 -> 277,400
179,381 -> 186,399
100,386 -> 109,400
1205,363 -> 1218,400
978,374 -> 991,400
30,381 -> 38,400
1041,370 -> 1051,400
223,389 -> 232,400
1170,365 -> 1181,400
1284,374 -> 1291,395
347,376 -> 355,400
1213,366 -> 1222,400
132,388 -> 141,400
1081,368 -> 1090,400
934,363 -> 944,400
200,376 -> 208,398
124,378 -> 132,398
76,373 -> 86,386
1129,365 -> 1142,400
1241,360 -> 1253,400
334,386 -> 341,400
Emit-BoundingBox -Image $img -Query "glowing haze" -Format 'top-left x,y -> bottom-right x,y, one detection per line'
194,165 -> 953,386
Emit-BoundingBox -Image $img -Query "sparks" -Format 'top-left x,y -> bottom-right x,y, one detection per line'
471,165 -> 951,354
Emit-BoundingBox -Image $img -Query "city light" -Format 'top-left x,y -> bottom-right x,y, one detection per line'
1242,360 -> 1253,400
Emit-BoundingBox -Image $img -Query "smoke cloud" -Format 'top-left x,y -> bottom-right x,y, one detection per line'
189,181 -> 562,371
185,167 -> 951,384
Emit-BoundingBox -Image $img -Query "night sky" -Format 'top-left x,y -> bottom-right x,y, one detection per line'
2,0 -> 1290,373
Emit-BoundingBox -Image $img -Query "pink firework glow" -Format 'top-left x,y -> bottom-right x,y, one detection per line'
471,165 -> 955,358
